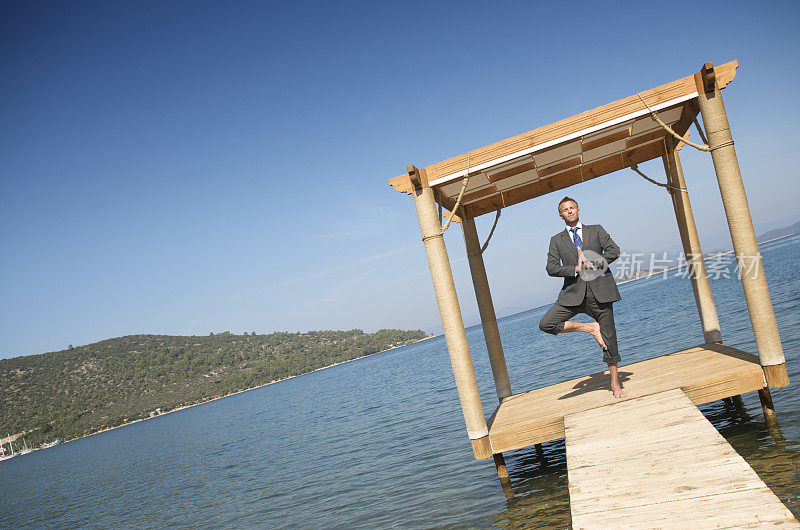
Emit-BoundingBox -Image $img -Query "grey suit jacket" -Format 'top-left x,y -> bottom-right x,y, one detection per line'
546,224 -> 622,306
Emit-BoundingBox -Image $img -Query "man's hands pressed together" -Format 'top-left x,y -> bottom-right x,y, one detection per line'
575,248 -> 594,274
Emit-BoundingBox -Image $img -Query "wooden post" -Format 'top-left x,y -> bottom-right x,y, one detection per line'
410,172 -> 492,459
493,453 -> 511,484
758,388 -> 778,427
462,217 -> 512,400
694,63 -> 789,388
661,137 -> 722,343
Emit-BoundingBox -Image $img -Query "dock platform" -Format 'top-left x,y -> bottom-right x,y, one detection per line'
565,388 -> 799,528
487,343 -> 765,454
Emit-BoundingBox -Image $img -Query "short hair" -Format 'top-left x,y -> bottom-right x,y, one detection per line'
558,196 -> 578,211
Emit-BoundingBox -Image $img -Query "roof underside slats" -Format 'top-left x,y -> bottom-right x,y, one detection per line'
389,60 -> 738,219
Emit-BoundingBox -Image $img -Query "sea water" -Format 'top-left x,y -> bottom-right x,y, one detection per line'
1,235 -> 798,528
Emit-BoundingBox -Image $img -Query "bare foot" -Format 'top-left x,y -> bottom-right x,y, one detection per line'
612,386 -> 628,399
589,322 -> 607,350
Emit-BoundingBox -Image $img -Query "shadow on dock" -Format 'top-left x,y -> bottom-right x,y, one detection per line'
558,370 -> 633,400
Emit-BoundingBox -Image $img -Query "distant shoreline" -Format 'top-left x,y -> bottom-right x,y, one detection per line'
35,335 -> 435,450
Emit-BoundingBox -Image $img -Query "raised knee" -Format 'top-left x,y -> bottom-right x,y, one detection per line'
539,319 -> 557,335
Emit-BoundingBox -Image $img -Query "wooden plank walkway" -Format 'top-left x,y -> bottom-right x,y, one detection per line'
488,343 -> 765,453
565,388 -> 799,529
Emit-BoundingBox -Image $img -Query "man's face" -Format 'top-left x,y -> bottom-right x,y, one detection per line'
559,201 -> 580,224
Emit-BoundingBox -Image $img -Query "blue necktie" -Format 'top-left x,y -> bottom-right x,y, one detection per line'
571,227 -> 582,249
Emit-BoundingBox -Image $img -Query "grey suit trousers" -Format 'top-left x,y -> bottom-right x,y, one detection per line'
538,282 -> 620,364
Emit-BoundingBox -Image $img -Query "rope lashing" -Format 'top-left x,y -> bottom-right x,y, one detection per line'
623,153 -> 687,193
480,209 -> 501,254
636,94 -> 710,152
442,151 -> 471,232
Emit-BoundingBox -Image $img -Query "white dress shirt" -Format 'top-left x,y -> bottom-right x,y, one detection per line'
567,222 -> 583,246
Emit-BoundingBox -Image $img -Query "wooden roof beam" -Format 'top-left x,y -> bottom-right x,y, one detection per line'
389,60 -> 738,195
463,139 -> 665,218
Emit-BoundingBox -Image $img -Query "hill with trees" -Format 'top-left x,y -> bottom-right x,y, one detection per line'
0,328 -> 427,448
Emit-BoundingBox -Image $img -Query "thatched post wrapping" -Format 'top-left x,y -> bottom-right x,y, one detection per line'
695,63 -> 788,388
411,182 -> 492,459
461,218 -> 512,400
662,137 -> 722,343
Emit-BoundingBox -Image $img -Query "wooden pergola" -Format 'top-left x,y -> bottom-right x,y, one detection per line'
388,60 -> 789,484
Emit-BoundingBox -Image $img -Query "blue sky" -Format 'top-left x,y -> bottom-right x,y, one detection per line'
2,1 -> 799,358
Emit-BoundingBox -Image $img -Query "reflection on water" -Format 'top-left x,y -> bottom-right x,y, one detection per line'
1,235 -> 798,528
495,441 -> 571,528
708,400 -> 800,510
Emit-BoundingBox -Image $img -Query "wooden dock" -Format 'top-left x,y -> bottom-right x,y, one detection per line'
487,343 -> 765,454
565,388 -> 799,528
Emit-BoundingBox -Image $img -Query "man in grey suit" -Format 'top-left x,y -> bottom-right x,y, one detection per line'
538,196 -> 628,398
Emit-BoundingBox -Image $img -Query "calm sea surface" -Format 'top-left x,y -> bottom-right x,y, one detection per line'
2,235 -> 799,528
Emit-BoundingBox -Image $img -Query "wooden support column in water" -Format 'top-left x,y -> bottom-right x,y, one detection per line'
694,63 -> 789,389
409,168 -> 492,459
493,453 -> 510,482
758,388 -> 778,427
461,217 -> 512,401
661,136 -> 722,343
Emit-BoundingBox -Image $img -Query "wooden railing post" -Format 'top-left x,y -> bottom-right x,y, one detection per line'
409,167 -> 492,459
661,137 -> 722,344
462,217 -> 512,401
694,63 -> 789,388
